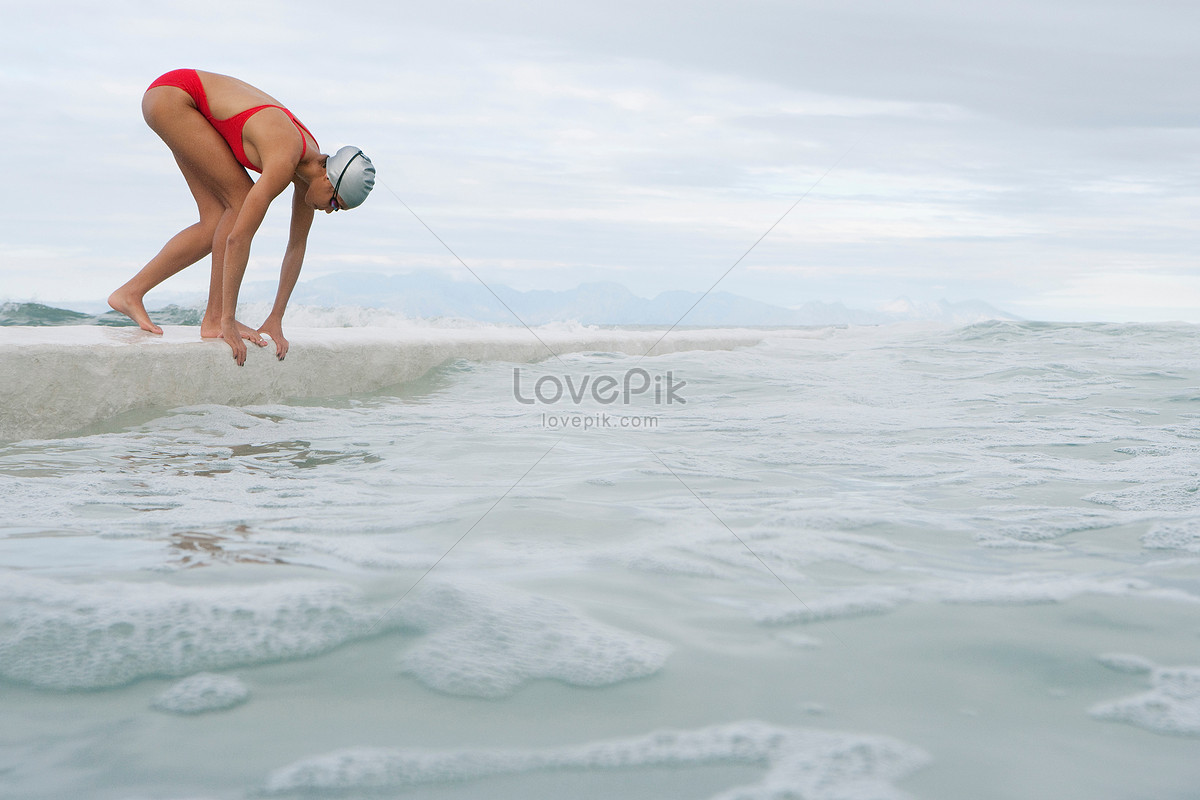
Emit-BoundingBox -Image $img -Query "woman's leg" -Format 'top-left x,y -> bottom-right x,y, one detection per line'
107,158 -> 222,333
109,85 -> 258,341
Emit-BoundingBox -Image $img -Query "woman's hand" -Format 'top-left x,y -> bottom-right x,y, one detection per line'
222,319 -> 248,366
258,317 -> 290,361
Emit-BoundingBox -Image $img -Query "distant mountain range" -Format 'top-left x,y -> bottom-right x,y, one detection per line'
231,270 -> 1019,327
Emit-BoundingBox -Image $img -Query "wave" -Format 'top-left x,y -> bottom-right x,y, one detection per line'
0,301 -> 203,327
953,318 -> 1199,343
263,721 -> 930,797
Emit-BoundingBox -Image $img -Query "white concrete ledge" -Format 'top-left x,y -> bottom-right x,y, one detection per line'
0,325 -> 768,440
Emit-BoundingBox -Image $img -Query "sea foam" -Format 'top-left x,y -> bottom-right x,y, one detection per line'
1091,660 -> 1200,737
151,672 -> 250,714
0,573 -> 670,698
1096,653 -> 1156,675
0,574 -> 393,690
750,573 -> 1200,626
1141,519 -> 1200,553
262,721 -> 929,798
395,581 -> 671,698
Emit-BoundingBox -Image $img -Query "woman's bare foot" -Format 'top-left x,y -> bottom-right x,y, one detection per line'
237,320 -> 267,347
107,288 -> 163,334
200,318 -> 221,339
201,318 -> 265,346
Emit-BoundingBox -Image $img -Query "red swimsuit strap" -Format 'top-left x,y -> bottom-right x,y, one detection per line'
224,105 -> 318,154
209,105 -> 318,172
288,113 -> 319,152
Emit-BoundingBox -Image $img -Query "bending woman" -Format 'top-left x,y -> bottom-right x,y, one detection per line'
108,69 -> 375,365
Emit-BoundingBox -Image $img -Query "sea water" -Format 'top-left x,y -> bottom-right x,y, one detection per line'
1,319 -> 1198,799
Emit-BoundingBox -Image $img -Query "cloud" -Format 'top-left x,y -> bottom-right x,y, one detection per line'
1,0 -> 1197,319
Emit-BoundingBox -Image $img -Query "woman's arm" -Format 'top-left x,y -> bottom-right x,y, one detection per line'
220,167 -> 295,365
257,183 -> 316,361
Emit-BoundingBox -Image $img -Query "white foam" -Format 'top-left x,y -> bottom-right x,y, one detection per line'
749,573 -> 1200,626
0,574 -> 395,690
1142,519 -> 1200,552
151,673 -> 249,715
395,581 -> 671,698
232,303 -> 425,329
0,574 -> 671,697
1090,665 -> 1200,737
973,533 -> 1063,551
1084,482 -> 1200,513
927,574 -> 1175,605
753,586 -> 912,625
1096,653 -> 1156,675
262,721 -> 929,798
984,505 -> 1115,542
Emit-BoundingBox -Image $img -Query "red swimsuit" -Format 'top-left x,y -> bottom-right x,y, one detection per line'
147,69 -> 317,174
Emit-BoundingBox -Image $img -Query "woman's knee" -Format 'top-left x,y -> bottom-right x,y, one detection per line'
196,185 -> 246,218
214,189 -> 248,215
196,213 -> 221,241
211,204 -> 243,232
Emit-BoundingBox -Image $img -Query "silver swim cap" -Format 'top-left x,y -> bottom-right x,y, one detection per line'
326,145 -> 376,209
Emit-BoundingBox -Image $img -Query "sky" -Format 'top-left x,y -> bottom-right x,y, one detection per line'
1,0 -> 1198,322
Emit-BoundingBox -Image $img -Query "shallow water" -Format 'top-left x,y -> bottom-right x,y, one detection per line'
2,321 -> 1199,799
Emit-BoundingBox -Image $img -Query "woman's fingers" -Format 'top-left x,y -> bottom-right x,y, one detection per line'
228,338 -> 247,366
222,320 -> 248,366
257,323 -> 289,361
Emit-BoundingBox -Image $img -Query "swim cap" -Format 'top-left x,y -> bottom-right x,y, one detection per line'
326,145 -> 376,209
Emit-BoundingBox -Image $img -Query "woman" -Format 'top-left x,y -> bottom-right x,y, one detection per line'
108,69 -> 376,366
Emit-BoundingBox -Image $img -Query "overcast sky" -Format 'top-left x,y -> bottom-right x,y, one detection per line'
2,0 -> 1198,321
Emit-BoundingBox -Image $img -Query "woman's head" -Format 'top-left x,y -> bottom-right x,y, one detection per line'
326,146 -> 376,209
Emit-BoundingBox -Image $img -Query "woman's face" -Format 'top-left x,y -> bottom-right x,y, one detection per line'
306,159 -> 342,213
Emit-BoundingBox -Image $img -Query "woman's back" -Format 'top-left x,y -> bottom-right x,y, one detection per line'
195,70 -> 286,120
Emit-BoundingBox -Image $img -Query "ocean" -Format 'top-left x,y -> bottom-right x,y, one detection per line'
1,309 -> 1198,799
